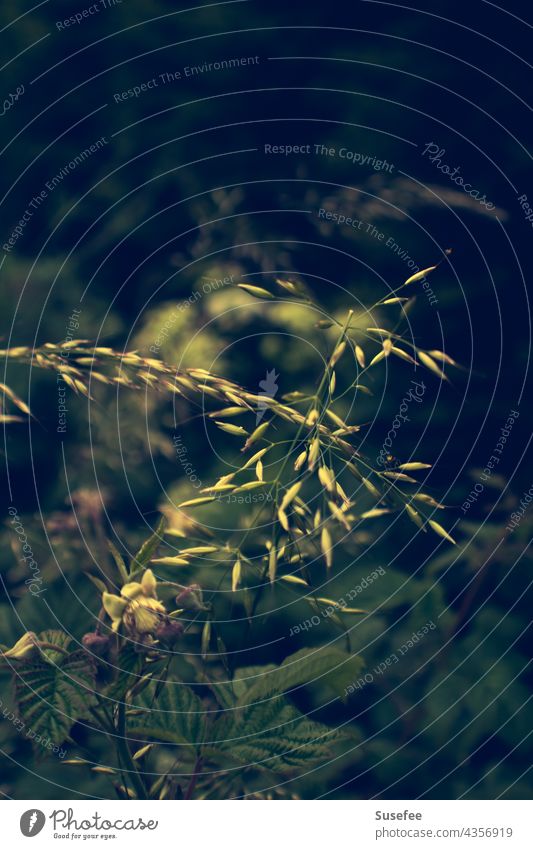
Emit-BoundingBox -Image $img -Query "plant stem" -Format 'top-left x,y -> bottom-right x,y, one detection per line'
116,701 -> 148,800
184,755 -> 203,800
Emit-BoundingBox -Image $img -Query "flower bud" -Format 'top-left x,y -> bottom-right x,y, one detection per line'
3,632 -> 40,660
175,584 -> 204,610
82,632 -> 111,657
155,620 -> 184,642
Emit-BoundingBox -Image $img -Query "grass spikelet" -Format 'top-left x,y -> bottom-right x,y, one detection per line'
237,284 -> 274,300
405,503 -> 425,530
381,471 -> 417,482
404,266 -> 437,286
369,350 -> 386,367
414,493 -> 445,508
321,527 -> 333,569
241,447 -> 270,469
268,546 -> 277,583
294,450 -> 307,471
232,560 -> 242,591
307,437 -> 320,471
427,350 -> 458,366
318,465 -> 335,493
178,496 -> 216,508
215,421 -> 249,436
428,519 -> 456,544
151,556 -> 190,566
233,481 -> 270,493
418,351 -> 448,381
281,481 -> 302,511
242,420 -> 270,451
280,574 -> 308,587
329,341 -> 346,368
362,477 -> 380,497
208,407 -> 246,418
325,409 -> 346,428
391,346 -> 416,365
328,500 -> 350,529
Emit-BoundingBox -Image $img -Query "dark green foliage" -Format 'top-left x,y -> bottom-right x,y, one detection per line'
13,631 -> 97,748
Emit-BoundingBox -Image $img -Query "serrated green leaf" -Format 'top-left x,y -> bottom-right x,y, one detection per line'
236,647 -> 363,706
128,680 -> 205,752
37,630 -> 72,665
14,651 -> 97,748
211,695 -> 355,777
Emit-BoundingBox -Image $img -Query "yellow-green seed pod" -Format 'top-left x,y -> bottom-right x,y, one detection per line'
329,341 -> 347,368
214,421 -> 249,436
243,420 -> 270,450
391,346 -> 416,365
201,620 -> 211,657
237,284 -> 274,299
321,527 -> 332,569
268,547 -> 277,583
242,447 -> 270,469
362,477 -> 380,497
318,465 -> 335,493
281,481 -> 302,511
294,449 -> 307,471
307,437 -> 320,471
418,351 -> 447,381
428,520 -> 456,544
404,266 -> 437,286
232,560 -> 242,592
178,496 -> 216,508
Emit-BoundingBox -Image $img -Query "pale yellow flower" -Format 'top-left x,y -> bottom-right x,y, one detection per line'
102,569 -> 164,635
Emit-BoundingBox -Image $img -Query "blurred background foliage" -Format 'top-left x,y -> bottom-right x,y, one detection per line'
0,0 -> 531,799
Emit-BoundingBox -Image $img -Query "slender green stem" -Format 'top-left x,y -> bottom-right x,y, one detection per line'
116,701 -> 147,800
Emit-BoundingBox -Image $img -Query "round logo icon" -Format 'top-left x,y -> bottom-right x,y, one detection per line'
20,810 -> 46,837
